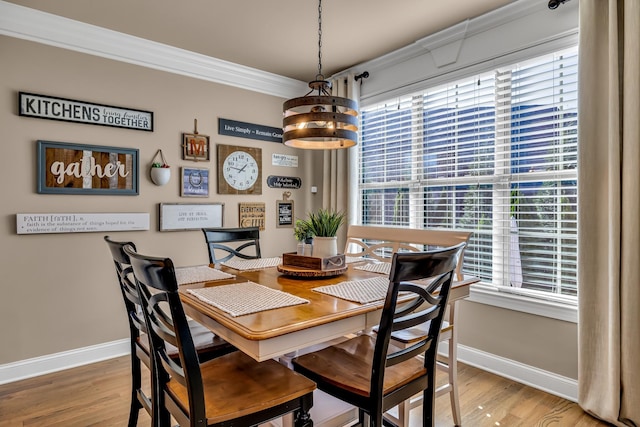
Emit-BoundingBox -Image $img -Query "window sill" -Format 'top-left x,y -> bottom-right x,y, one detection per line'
467,284 -> 578,323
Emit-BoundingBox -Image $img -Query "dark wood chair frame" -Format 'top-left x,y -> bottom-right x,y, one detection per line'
104,236 -> 234,427
201,227 -> 262,266
292,243 -> 465,427
123,244 -> 314,427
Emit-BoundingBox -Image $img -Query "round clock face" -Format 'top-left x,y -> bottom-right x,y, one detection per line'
222,151 -> 259,190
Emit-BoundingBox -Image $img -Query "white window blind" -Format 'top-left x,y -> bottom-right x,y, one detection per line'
358,46 -> 578,298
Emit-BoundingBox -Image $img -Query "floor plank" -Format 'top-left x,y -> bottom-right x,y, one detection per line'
0,356 -> 611,426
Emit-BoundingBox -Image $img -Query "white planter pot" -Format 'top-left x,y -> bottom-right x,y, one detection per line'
150,167 -> 171,186
312,236 -> 338,258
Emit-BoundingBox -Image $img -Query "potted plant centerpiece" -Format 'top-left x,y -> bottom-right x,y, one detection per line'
306,208 -> 345,258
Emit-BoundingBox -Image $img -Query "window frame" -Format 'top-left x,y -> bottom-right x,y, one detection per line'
356,41 -> 580,323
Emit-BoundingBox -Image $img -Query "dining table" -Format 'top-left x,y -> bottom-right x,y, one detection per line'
178,258 -> 479,363
177,258 -> 479,427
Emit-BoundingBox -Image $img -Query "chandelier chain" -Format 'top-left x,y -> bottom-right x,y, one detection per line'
317,0 -> 323,78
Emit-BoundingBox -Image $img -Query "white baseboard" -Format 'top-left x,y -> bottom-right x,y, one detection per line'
1,339 -> 578,405
0,339 -> 129,385
445,343 -> 578,402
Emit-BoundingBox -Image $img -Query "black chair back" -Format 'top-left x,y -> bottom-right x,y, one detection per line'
104,236 -> 152,425
372,243 -> 465,421
124,245 -> 208,426
201,227 -> 261,266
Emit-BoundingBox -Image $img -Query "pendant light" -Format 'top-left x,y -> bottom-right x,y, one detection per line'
282,0 -> 358,149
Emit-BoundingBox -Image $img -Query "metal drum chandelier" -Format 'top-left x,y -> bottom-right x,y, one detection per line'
282,0 -> 358,149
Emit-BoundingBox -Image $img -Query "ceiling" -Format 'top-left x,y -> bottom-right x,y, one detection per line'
6,0 -> 515,82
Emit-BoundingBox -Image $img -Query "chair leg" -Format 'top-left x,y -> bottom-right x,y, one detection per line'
448,302 -> 462,426
128,350 -> 142,427
422,386 -> 436,427
392,401 -> 410,427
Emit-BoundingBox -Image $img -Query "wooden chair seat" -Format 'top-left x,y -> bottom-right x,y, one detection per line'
293,334 -> 426,399
166,351 -> 315,425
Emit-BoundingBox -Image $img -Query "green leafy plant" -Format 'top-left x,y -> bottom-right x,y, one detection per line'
293,219 -> 313,242
306,208 -> 345,238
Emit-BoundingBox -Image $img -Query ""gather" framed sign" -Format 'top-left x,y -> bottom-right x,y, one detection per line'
36,140 -> 139,195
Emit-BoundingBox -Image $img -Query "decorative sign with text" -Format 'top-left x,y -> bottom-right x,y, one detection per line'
218,118 -> 283,143
19,92 -> 153,131
272,153 -> 298,167
37,140 -> 139,195
239,202 -> 266,230
159,203 -> 224,231
276,200 -> 294,228
267,175 -> 302,189
16,213 -> 149,234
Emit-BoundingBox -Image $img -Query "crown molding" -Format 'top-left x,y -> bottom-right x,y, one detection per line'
0,1 -> 307,99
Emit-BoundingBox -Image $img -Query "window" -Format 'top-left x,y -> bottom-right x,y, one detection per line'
358,46 -> 578,301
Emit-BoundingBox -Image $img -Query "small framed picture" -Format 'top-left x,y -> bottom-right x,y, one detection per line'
182,133 -> 210,161
181,167 -> 209,197
276,200 -> 294,228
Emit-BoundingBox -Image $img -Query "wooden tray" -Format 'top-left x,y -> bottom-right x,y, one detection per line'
277,264 -> 348,278
282,252 -> 345,271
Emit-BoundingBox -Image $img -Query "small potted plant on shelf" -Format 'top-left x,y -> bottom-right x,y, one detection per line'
150,149 -> 171,186
306,208 -> 345,258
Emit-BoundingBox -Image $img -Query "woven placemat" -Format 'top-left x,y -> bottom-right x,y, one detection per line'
175,265 -> 235,285
345,256 -> 365,264
186,281 -> 308,317
314,276 -> 390,304
355,262 -> 391,275
221,257 -> 282,271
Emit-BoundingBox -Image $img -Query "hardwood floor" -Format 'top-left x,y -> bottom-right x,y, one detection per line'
0,356 -> 610,426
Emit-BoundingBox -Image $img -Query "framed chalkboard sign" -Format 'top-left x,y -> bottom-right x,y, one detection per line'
276,200 -> 294,228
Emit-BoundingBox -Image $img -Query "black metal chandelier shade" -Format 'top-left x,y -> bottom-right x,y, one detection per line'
282,0 -> 359,149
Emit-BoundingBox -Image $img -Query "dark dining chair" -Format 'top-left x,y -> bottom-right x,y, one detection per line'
291,243 -> 465,427
123,244 -> 315,427
104,236 -> 236,427
201,227 -> 261,266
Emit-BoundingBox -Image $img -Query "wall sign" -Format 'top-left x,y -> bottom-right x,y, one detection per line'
218,118 -> 282,143
16,213 -> 149,234
276,192 -> 294,228
267,175 -> 302,189
181,167 -> 209,197
159,203 -> 224,231
272,153 -> 298,167
182,119 -> 209,161
239,202 -> 266,230
19,92 -> 153,131
37,140 -> 139,195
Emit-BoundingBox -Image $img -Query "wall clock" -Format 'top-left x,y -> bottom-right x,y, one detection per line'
217,144 -> 262,195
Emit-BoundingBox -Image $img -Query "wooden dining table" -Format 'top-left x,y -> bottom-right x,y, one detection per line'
179,262 -> 479,363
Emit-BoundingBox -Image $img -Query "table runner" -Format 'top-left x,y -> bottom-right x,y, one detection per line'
186,281 -> 308,317
221,257 -> 282,271
313,276 -> 390,304
175,265 -> 235,285
354,262 -> 391,275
